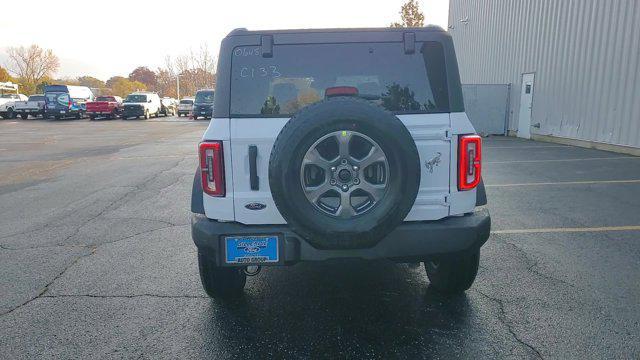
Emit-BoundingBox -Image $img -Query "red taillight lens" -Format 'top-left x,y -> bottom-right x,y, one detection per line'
458,135 -> 482,191
199,141 -> 225,197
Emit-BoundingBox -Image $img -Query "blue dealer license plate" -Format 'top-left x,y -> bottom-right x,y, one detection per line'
225,235 -> 279,264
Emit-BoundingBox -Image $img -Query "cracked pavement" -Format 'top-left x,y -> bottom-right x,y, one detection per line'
1,118 -> 639,359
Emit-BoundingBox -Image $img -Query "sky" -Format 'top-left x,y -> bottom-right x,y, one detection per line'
0,0 -> 449,81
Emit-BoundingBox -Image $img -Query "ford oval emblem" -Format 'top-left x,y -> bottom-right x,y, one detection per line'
245,202 -> 267,211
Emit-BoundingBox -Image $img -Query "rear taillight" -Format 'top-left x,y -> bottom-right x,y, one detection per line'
199,141 -> 225,197
458,135 -> 482,191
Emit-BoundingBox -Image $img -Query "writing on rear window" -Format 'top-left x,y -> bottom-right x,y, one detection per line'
230,42 -> 450,117
239,66 -> 282,78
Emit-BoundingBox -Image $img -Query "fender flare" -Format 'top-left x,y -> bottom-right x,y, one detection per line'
476,178 -> 487,206
191,167 -> 205,214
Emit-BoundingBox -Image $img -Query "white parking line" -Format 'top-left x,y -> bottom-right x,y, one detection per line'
486,179 -> 640,187
492,225 -> 640,234
486,156 -> 638,164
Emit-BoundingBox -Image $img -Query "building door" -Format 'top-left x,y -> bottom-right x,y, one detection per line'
517,73 -> 535,139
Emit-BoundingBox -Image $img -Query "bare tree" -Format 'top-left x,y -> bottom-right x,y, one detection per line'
163,44 -> 216,97
5,45 -> 60,86
391,0 -> 425,28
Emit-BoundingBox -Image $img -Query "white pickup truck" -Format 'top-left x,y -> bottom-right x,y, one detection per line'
13,94 -> 46,119
0,93 -> 28,119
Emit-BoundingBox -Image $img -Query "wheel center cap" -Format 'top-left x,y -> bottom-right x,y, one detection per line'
338,169 -> 352,182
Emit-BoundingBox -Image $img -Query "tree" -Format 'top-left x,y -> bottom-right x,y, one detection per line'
391,0 -> 425,28
129,66 -> 157,90
5,45 -> 60,87
155,68 -> 177,98
164,44 -> 216,98
78,76 -> 105,89
106,76 -> 146,97
0,66 -> 15,82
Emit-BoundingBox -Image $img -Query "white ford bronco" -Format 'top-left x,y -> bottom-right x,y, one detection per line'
191,27 -> 490,298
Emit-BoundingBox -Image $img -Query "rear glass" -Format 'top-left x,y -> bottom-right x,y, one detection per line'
230,42 -> 449,117
29,96 -> 45,101
44,85 -> 68,93
125,94 -> 147,103
96,96 -> 113,102
180,100 -> 193,104
195,91 -> 214,104
45,92 -> 69,106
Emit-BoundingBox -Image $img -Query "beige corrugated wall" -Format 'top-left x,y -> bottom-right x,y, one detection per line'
448,0 -> 640,148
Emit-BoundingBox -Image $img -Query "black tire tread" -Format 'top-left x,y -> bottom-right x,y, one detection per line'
198,251 -> 246,298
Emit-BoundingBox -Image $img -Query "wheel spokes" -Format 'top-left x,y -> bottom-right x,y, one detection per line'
335,131 -> 353,159
336,191 -> 356,218
358,180 -> 386,202
357,145 -> 386,169
302,148 -> 332,170
304,181 -> 332,203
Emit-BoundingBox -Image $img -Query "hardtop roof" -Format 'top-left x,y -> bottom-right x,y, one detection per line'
226,26 -> 446,37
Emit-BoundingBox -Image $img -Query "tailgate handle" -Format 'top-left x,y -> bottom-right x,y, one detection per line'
249,145 -> 259,190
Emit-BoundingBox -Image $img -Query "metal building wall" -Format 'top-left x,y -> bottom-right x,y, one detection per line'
448,0 -> 640,148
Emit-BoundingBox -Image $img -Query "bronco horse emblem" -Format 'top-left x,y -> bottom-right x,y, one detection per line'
425,152 -> 442,173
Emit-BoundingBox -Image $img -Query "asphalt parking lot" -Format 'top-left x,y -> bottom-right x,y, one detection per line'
1,117 -> 639,359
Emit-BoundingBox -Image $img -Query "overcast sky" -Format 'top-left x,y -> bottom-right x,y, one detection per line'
0,0 -> 449,81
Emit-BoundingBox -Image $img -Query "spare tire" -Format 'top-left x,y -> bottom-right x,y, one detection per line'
269,97 -> 420,249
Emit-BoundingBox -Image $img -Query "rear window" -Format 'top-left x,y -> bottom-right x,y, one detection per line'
180,99 -> 193,104
96,96 -> 114,102
29,96 -> 45,101
44,85 -> 68,93
195,91 -> 214,104
125,94 -> 148,103
230,41 -> 449,117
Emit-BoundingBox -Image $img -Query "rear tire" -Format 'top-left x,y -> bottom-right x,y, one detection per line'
424,249 -> 480,294
20,114 -> 28,120
89,115 -> 96,120
198,251 -> 246,299
144,110 -> 149,120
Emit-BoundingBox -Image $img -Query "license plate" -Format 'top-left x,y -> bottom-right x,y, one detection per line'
59,110 -> 66,114
225,235 -> 279,264
201,111 -> 206,114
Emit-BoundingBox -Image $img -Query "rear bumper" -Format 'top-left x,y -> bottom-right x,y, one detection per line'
123,107 -> 145,117
45,109 -> 79,117
191,208 -> 491,266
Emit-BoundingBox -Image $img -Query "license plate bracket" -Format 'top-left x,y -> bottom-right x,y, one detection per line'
223,235 -> 280,265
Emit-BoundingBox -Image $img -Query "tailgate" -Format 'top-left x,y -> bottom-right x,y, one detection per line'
86,102 -> 110,112
227,114 -> 451,225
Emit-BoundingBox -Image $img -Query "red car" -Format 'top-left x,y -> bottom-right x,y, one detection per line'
86,95 -> 123,120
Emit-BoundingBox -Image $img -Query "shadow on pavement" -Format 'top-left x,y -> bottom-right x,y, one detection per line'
199,260 -> 475,358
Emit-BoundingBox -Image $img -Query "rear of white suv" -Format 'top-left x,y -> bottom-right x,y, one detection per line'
191,27 -> 490,298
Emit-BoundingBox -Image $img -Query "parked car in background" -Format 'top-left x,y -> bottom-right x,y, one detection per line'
121,92 -> 161,120
44,85 -> 94,120
160,97 -> 177,116
14,94 -> 46,119
177,98 -> 194,117
0,93 -> 28,119
86,95 -> 123,120
192,89 -> 214,119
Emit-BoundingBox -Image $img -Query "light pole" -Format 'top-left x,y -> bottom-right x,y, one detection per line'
176,74 -> 181,100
